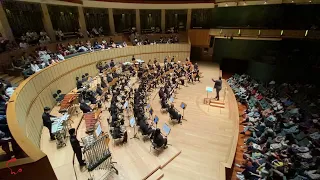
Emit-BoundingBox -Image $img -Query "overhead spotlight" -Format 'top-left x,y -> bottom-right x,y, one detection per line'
244,2 -> 247,5
309,0 -> 312,2
225,3 -> 228,6
291,0 -> 294,2
305,30 -> 308,37
264,1 -> 267,4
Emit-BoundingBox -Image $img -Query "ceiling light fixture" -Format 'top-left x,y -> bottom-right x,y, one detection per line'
225,3 -> 228,6
291,0 -> 294,2
264,1 -> 267,4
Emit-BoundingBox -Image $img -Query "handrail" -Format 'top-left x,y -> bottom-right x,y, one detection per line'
5,43 -> 191,168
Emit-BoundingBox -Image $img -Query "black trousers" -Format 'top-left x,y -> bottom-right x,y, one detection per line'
44,124 -> 55,140
215,88 -> 221,100
75,149 -> 85,166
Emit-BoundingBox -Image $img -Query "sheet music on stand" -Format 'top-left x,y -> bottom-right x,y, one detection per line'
154,115 -> 159,124
169,97 -> 174,103
95,124 -> 102,137
123,101 -> 129,109
162,123 -> 171,136
129,117 -> 136,127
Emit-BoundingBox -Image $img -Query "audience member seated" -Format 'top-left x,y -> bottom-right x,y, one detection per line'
55,29 -> 64,41
67,43 -> 77,54
19,40 -> 28,49
228,74 -> 320,180
30,61 -> 41,73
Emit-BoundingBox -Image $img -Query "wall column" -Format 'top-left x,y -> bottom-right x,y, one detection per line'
40,3 -> 56,42
186,9 -> 192,30
78,6 -> 88,38
161,9 -> 165,33
108,8 -> 115,35
0,2 -> 14,41
135,9 -> 141,33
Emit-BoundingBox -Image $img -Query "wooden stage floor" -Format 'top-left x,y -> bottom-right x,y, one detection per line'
40,63 -> 238,180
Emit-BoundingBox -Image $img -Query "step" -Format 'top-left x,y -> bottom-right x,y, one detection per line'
210,100 -> 225,105
5,76 -> 16,82
11,76 -> 24,85
0,74 -> 9,79
146,168 -> 164,180
209,103 -> 225,108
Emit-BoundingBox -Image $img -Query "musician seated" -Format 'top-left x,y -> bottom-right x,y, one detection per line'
80,100 -> 92,113
139,120 -> 155,137
151,128 -> 167,148
76,77 -> 83,89
161,96 -> 169,111
96,84 -> 103,96
168,104 -> 182,123
111,124 -> 127,143
86,91 -> 97,104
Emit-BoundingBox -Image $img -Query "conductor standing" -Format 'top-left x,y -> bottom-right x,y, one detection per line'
69,128 -> 86,166
42,107 -> 56,140
212,77 -> 222,100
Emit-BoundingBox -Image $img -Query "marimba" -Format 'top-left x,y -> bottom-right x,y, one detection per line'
83,110 -> 101,133
59,93 -> 79,113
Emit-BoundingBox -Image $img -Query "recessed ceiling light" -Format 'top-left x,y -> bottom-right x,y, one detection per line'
291,0 -> 294,2
225,3 -> 228,6
309,0 -> 312,2
264,1 -> 267,4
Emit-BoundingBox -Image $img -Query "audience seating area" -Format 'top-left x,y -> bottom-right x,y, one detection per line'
228,74 -> 320,180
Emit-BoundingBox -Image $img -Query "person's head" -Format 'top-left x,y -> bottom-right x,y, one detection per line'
69,128 -> 76,136
219,77 -> 222,80
155,128 -> 161,135
32,61 -> 36,64
76,77 -> 79,81
85,73 -> 89,77
170,104 -> 174,108
44,107 -> 50,113
82,75 -> 85,79
97,83 -> 101,88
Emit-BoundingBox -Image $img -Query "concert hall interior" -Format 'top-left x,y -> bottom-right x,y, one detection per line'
0,0 -> 320,180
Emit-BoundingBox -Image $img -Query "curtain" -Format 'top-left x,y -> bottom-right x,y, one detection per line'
48,5 -> 79,32
191,8 -> 214,29
3,1 -> 43,37
113,9 -> 136,33
84,8 -> 109,35
140,10 -> 161,30
166,9 -> 187,30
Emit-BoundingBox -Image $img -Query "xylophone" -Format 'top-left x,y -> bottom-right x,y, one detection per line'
83,110 -> 101,133
59,93 -> 79,113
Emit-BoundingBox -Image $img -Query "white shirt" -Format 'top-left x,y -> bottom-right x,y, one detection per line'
19,42 -> 28,49
57,54 -> 65,61
31,64 -> 41,73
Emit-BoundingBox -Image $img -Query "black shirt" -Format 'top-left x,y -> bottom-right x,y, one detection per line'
42,112 -> 54,126
80,103 -> 92,113
70,135 -> 81,152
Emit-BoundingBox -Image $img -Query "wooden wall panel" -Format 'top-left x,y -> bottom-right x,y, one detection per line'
188,29 -> 210,47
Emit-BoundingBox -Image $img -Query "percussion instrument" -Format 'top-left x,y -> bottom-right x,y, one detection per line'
51,114 -> 70,148
59,94 -> 79,113
83,111 -> 100,133
82,134 -> 118,176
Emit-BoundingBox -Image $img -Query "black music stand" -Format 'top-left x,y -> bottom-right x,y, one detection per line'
180,102 -> 187,120
130,117 -> 139,139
